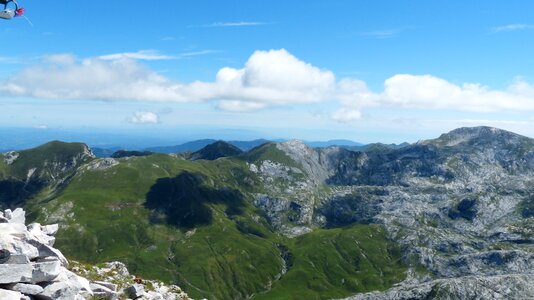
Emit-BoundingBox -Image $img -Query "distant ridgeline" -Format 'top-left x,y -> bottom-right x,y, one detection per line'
2,127 -> 534,299
92,138 -> 395,158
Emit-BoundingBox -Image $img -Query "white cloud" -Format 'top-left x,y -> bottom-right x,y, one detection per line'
129,111 -> 160,124
176,50 -> 219,59
0,49 -> 336,110
333,74 -> 534,122
381,74 -> 534,111
0,58 -> 180,101
217,100 -> 267,112
99,50 -> 175,61
491,24 -> 534,33
3,49 -> 534,122
99,49 -> 217,61
43,54 -> 77,65
332,108 -> 362,122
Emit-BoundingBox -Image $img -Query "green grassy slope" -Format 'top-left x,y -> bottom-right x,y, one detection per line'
1,142 -> 94,209
31,155 -> 283,299
9,141 -> 92,178
24,152 -> 407,299
0,154 -> 9,178
255,225 -> 406,300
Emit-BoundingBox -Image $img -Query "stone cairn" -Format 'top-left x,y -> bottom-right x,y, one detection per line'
0,208 -> 190,300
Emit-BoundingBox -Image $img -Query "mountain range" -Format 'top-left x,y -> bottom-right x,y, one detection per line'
1,126 -> 534,299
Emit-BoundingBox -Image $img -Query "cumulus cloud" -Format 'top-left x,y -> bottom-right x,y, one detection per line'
0,49 -> 336,111
3,49 -> 534,121
380,75 -> 534,111
129,111 -> 160,124
333,74 -> 534,122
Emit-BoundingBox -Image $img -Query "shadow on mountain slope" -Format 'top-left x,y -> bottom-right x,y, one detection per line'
144,171 -> 246,229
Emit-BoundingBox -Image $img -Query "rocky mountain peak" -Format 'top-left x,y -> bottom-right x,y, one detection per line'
424,126 -> 529,147
191,140 -> 243,160
276,139 -> 315,159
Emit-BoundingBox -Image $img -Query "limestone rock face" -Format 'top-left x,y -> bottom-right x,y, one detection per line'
0,208 -> 191,300
247,127 -> 534,299
344,274 -> 534,300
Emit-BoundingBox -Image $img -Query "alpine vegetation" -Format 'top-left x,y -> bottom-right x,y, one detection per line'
2,126 -> 534,299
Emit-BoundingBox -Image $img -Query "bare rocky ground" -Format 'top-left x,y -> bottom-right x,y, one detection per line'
0,208 -> 191,300
249,127 -> 534,299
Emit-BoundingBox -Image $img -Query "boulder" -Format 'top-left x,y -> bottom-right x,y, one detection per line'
0,222 -> 27,237
90,282 -> 119,300
35,244 -> 69,267
0,264 -> 33,284
4,282 -> 44,295
27,223 -> 56,247
42,224 -> 59,236
6,254 -> 30,265
93,280 -> 118,291
4,208 -> 25,224
0,223 -> 40,261
0,288 -> 22,300
38,268 -> 93,300
125,284 -> 145,299
32,260 -> 61,283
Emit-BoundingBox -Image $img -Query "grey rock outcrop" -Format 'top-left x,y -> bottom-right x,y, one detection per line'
250,127 -> 534,299
0,208 -> 191,300
344,274 -> 534,300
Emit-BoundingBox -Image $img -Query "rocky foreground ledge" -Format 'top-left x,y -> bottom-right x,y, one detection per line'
0,208 -> 191,300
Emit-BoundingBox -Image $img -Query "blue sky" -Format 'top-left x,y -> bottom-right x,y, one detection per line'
1,0 -> 534,144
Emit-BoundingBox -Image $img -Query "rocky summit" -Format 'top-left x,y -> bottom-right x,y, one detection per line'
0,208 -> 190,300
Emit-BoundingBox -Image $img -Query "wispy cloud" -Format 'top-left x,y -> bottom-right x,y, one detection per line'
98,49 -> 218,61
491,24 -> 534,33
193,21 -> 267,28
361,27 -> 408,39
175,50 -> 220,59
99,50 -> 175,61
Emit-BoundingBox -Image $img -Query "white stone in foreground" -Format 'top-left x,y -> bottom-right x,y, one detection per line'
0,288 -> 22,300
32,260 -> 61,283
0,264 -> 33,284
5,282 -> 44,295
38,268 -> 93,300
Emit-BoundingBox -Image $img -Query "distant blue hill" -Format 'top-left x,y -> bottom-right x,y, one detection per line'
145,139 -> 272,154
